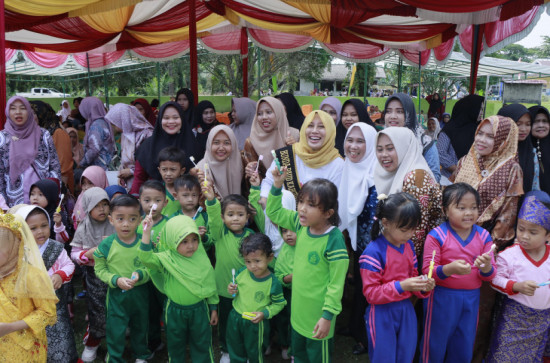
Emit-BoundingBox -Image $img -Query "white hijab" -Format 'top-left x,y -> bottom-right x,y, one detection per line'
374,127 -> 433,195
338,123 -> 377,250
57,99 -> 72,121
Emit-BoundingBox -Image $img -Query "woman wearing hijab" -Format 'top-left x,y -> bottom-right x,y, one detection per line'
275,92 -> 305,130
440,94 -> 485,160
498,104 -> 537,193
338,123 -> 378,356
193,125 -> 243,198
106,104 -> 154,190
374,127 -> 442,262
320,97 -> 343,125
426,92 -> 445,120
131,98 -> 156,126
452,115 -> 523,362
528,105 -> 550,194
31,100 -> 75,193
57,99 -> 72,122
131,102 -> 197,195
423,116 -> 441,146
78,97 -> 116,171
439,112 -> 451,129
176,88 -> 195,126
192,100 -> 221,161
0,212 -> 58,362
0,96 -> 61,207
384,93 -> 441,183
229,97 -> 256,150
336,99 -> 375,156
66,127 -> 84,166
243,97 -> 300,181
260,110 -> 344,204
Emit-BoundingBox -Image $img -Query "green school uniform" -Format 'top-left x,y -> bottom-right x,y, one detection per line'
94,234 -> 151,363
162,188 -> 181,217
137,215 -> 168,252
274,242 -> 295,347
266,186 -> 348,351
275,243 -> 295,288
138,215 -> 218,363
249,186 -> 265,233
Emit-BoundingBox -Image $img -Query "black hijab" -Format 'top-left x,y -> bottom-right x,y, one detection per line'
135,102 -> 196,179
276,92 -> 305,130
384,93 -> 419,135
498,104 -> 534,192
193,100 -> 221,161
442,95 -> 485,160
529,105 -> 550,194
335,99 -> 374,156
30,100 -> 62,136
30,178 -> 60,236
176,88 -> 194,126
428,93 -> 443,117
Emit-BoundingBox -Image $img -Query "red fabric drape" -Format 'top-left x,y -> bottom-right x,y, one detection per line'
323,42 -> 389,60
5,10 -> 67,32
1,0 -> 6,130
400,0 -> 508,12
23,50 -> 68,68
126,1 -> 212,32
189,0 -> 198,106
400,49 -> 431,66
73,51 -> 125,68
240,28 -> 248,97
131,40 -> 190,58
201,31 -> 241,52
248,29 -> 311,50
221,0 -> 317,25
469,24 -> 485,93
433,37 -> 455,62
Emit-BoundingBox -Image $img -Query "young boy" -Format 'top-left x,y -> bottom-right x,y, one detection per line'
171,174 -> 208,231
94,195 -> 151,363
157,146 -> 186,217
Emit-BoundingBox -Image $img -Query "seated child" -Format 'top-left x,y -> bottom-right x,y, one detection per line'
227,234 -> 287,363
70,187 -> 114,362
139,214 -> 219,362
487,191 -> 550,362
15,205 -> 78,363
94,195 -> 151,363
157,146 -> 186,217
30,179 -> 71,243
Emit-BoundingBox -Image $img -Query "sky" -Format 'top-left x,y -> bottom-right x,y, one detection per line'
516,12 -> 550,49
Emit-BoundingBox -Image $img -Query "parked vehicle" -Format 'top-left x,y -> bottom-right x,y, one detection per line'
16,88 -> 70,98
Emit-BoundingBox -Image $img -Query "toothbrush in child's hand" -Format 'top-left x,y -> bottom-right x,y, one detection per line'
203,164 -> 209,187
427,250 -> 436,279
478,244 -> 497,268
192,206 -> 203,220
254,155 -> 263,174
538,281 -> 550,287
189,156 -> 197,168
232,268 -> 236,297
56,194 -> 64,213
143,203 -> 158,231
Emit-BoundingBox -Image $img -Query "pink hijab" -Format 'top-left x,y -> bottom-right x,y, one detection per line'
4,96 -> 42,185
72,166 -> 108,225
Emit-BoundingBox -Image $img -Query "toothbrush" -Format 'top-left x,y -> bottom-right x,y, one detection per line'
192,206 -> 203,220
427,250 -> 436,279
203,163 -> 209,187
479,244 -> 497,268
189,156 -> 197,167
254,155 -> 263,174
143,203 -> 157,231
231,268 -> 236,297
271,150 -> 282,174
55,194 -> 64,213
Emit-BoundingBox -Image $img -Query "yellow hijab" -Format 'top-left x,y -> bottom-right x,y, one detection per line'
293,110 -> 342,169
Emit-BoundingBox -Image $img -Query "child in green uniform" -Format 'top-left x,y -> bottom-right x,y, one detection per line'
137,179 -> 168,354
157,146 -> 186,217
227,233 -> 287,363
94,195 -> 151,363
201,173 -> 264,361
274,227 -> 297,360
139,214 -> 219,363
170,175 -> 208,235
267,168 -> 349,363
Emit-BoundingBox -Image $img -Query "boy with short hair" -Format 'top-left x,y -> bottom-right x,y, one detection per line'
171,174 -> 208,229
157,146 -> 186,216
94,195 -> 150,363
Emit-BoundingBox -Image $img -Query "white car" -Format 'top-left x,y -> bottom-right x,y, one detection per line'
16,88 -> 71,98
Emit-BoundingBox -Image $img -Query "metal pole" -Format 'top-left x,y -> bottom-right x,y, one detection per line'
257,46 -> 261,99
86,53 -> 92,96
62,76 -> 66,98
363,63 -> 368,102
103,68 -> 109,110
398,58 -> 403,93
189,0 -> 198,105
157,63 -> 161,101
484,75 -> 490,118
418,52 -> 421,117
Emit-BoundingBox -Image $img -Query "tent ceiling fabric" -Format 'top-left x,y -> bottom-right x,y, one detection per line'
4,0 -> 550,71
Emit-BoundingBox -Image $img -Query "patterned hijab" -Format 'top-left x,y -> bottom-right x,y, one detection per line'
454,116 -> 521,223
79,97 -> 115,152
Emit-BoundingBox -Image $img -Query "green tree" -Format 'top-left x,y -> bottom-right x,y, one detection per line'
488,44 -> 536,61
536,36 -> 550,58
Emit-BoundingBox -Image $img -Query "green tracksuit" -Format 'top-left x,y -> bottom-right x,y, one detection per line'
274,242 -> 296,347
94,234 -> 151,363
267,186 -> 349,363
227,267 -> 286,363
162,188 -> 181,217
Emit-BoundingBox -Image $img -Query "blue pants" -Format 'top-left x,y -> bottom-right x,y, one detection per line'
365,299 -> 416,363
421,286 -> 480,363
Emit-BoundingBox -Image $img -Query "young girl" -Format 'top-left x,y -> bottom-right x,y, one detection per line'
267,167 -> 349,362
72,165 -> 108,227
421,183 -> 496,363
0,211 -> 58,362
29,179 -> 71,243
69,187 -> 114,362
488,191 -> 550,362
227,233 -> 287,363
14,205 -> 78,363
360,193 -> 435,363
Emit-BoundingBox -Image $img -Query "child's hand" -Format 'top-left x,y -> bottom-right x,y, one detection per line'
141,215 -> 153,243
258,197 -> 267,209
424,277 -> 436,291
84,247 -> 96,261
283,274 -> 293,284
51,274 -> 63,290
474,253 -> 493,274
444,260 -> 471,276
200,176 -> 215,201
271,166 -> 288,189
117,277 -> 135,291
285,131 -> 296,145
210,310 -> 218,326
312,317 -> 331,339
53,212 -> 62,227
513,281 -> 539,296
250,311 -> 265,324
245,162 -> 258,179
250,171 -> 261,187
228,283 -> 238,296
400,276 -> 431,292
198,226 -> 207,238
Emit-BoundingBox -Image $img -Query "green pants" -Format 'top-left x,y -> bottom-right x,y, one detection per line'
273,286 -> 292,347
148,282 -> 166,349
218,296 -> 233,352
105,284 -> 150,363
291,327 -> 333,363
165,299 -> 214,363
227,309 -> 269,363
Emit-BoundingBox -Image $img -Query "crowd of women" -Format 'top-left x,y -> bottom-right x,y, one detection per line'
0,87 -> 549,363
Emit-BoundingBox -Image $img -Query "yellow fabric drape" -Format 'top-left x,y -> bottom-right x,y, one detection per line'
127,13 -> 226,44
81,6 -> 135,33
285,1 -> 331,24
6,0 -> 140,17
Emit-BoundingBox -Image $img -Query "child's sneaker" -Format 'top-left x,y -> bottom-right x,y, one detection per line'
135,360 -> 147,363
264,344 -> 272,356
281,348 -> 290,360
81,345 -> 99,362
219,352 -> 230,363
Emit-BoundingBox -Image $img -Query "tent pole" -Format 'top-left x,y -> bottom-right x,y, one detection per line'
398,57 -> 403,93
257,46 -> 261,99
469,24 -> 483,94
418,52 -> 421,118
0,0 -> 5,129
62,76 -> 66,98
189,0 -> 198,105
363,63 -> 368,102
241,28 -> 248,98
484,75 -> 490,118
103,69 -> 109,110
86,53 -> 92,96
157,63 -> 161,101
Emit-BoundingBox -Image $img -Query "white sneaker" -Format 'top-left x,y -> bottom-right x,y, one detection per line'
135,359 -> 148,363
81,345 -> 99,362
281,348 -> 290,360
220,352 -> 230,363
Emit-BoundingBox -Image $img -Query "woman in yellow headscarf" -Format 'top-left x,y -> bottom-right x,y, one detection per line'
258,110 -> 344,204
0,212 -> 58,362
